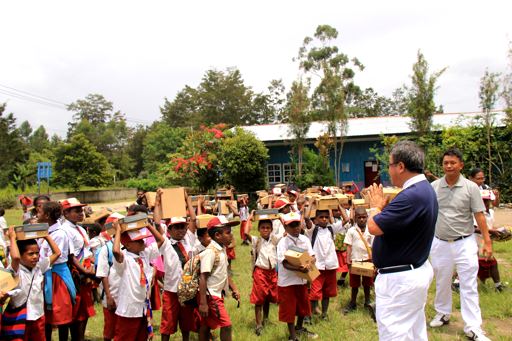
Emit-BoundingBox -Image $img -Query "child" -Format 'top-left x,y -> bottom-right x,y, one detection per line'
343,207 -> 374,316
304,209 -> 344,321
245,212 -> 279,336
40,201 -> 77,341
87,222 -> 104,256
198,216 -> 240,341
277,212 -> 318,341
271,199 -> 291,239
237,196 -> 250,245
4,225 -> 61,340
332,205 -> 351,287
112,220 -> 163,341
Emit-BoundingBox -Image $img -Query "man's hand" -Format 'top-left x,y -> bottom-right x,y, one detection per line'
481,239 -> 493,259
366,183 -> 389,210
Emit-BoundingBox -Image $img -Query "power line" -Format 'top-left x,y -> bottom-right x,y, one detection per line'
0,83 -> 69,106
0,89 -> 67,110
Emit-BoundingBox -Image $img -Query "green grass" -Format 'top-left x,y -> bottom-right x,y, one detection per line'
4,208 -> 512,340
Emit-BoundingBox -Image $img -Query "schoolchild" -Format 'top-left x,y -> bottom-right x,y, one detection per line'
271,199 -> 291,239
198,216 -> 241,341
277,212 -> 318,341
237,196 -> 250,245
332,205 -> 351,287
112,220 -> 163,341
4,226 -> 61,340
245,211 -> 279,336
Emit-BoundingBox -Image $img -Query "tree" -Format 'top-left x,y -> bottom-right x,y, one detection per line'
0,103 -> 28,187
297,24 -> 364,185
126,125 -> 148,177
18,121 -> 33,142
218,128 -> 269,192
67,93 -> 114,125
29,126 -> 50,153
293,147 -> 334,189
54,133 -> 113,190
285,79 -> 311,176
407,50 -> 446,142
479,69 -> 501,184
142,123 -> 187,172
347,88 -> 398,117
502,41 -> 512,125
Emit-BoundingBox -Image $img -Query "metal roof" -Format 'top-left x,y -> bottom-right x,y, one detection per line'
239,111 -> 507,143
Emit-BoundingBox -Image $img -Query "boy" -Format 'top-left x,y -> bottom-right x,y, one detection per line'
304,209 -> 344,321
112,220 -> 163,341
343,207 -> 375,317
237,196 -> 250,245
5,226 -> 61,340
198,216 -> 240,341
332,204 -> 351,286
271,199 -> 291,239
277,212 -> 318,341
245,211 -> 279,336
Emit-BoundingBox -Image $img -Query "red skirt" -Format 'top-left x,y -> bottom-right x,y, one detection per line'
73,283 -> 96,322
25,316 -> 45,341
150,280 -> 162,311
45,273 -> 73,326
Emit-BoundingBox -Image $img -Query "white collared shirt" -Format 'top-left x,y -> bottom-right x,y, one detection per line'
114,243 -> 159,318
402,174 -> 427,190
160,232 -> 194,293
9,257 -> 51,321
199,240 -> 229,298
344,225 -> 374,262
277,234 -> 316,287
271,219 -> 285,239
96,243 -> 120,308
251,236 -> 278,270
305,223 -> 344,270
40,222 -> 73,265
61,219 -> 92,260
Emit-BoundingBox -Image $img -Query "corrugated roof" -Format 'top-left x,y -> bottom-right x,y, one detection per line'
239,111 -> 507,142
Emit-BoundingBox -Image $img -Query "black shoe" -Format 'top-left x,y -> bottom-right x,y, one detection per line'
255,325 -> 263,336
343,302 -> 357,315
365,302 -> 376,322
303,316 -> 312,325
337,279 -> 346,287
295,327 -> 319,339
320,313 -> 328,321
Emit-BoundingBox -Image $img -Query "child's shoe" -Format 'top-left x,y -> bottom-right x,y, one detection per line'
364,302 -> 376,322
343,302 -> 357,315
295,327 -> 319,339
254,325 -> 263,336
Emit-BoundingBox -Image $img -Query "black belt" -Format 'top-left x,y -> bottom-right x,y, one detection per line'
435,234 -> 472,243
377,262 -> 423,274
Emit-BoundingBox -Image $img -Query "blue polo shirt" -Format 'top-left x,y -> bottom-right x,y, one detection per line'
373,178 -> 438,269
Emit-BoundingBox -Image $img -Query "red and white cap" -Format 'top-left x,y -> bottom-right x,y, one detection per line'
206,215 -> 240,229
273,198 -> 290,210
480,189 -> 493,200
282,212 -> 301,225
168,217 -> 187,226
120,227 -> 152,245
60,198 -> 87,211
287,189 -> 299,197
321,187 -> 331,195
105,212 -> 125,224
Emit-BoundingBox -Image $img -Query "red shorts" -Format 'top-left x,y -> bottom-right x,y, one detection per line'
151,281 -> 162,311
226,246 -> 236,260
73,283 -> 96,321
349,273 -> 374,288
199,295 -> 232,329
309,269 -> 337,301
478,256 -> 498,281
103,307 -> 117,340
250,267 -> 278,305
278,285 -> 311,323
240,221 -> 248,240
25,316 -> 45,341
336,250 -> 349,273
114,316 -> 148,341
45,273 -> 73,326
161,291 -> 199,335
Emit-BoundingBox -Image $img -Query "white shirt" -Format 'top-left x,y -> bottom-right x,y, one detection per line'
305,223 -> 344,270
277,234 -> 316,287
271,219 -> 285,239
344,225 -> 374,262
251,235 -> 278,270
89,236 -> 105,254
160,233 -> 194,293
114,243 -> 159,318
61,219 -> 92,260
10,257 -> 51,321
96,243 -> 120,308
403,173 -> 427,190
40,222 -> 73,265
199,240 -> 229,298
0,217 -> 7,249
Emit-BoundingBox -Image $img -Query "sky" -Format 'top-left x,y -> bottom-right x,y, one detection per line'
1,0 -> 510,137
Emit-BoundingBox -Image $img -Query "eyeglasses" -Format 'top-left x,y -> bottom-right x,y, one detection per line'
388,162 -> 400,168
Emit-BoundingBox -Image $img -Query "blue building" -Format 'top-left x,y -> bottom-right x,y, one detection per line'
240,112 -> 506,190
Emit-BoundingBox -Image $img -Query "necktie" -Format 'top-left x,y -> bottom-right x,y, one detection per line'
136,257 -> 154,338
136,258 -> 146,287
177,241 -> 190,262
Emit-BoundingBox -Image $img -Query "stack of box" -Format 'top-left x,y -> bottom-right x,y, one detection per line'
284,246 -> 320,282
254,209 -> 280,221
14,223 -> 49,240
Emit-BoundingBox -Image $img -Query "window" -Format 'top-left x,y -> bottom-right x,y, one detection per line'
342,163 -> 350,173
267,164 -> 282,184
283,163 -> 294,183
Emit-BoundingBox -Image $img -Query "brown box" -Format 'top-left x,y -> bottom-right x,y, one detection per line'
161,187 -> 187,219
350,261 -> 375,277
306,187 -> 320,194
196,214 -> 216,228
145,192 -> 157,208
316,196 -> 340,210
218,200 -> 236,215
256,190 -> 267,198
334,194 -> 349,204
383,187 -> 401,201
254,209 -> 280,221
216,189 -> 232,198
0,269 -> 19,292
190,195 -> 203,207
259,196 -> 270,206
119,213 -> 150,232
353,199 -> 370,209
236,194 -> 248,200
284,247 -> 320,282
14,223 -> 49,240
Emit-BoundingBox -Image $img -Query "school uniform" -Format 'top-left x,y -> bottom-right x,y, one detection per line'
160,232 -> 199,335
113,242 -> 159,341
40,222 -> 76,326
344,225 -> 374,288
250,235 -> 278,305
277,234 -> 315,323
62,219 -> 96,321
239,206 -> 249,241
271,219 -> 285,239
96,242 -> 119,340
199,240 -> 231,329
305,223 -> 343,301
8,257 -> 50,340
333,219 -> 349,274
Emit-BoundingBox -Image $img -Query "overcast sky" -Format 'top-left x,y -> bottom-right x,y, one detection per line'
1,0 -> 510,137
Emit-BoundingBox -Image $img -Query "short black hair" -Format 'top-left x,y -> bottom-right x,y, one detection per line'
208,226 -> 225,239
43,201 -> 62,222
390,140 -> 425,173
470,168 -> 484,178
17,239 -> 38,255
127,204 -> 149,215
258,220 -> 272,229
197,228 -> 208,237
87,223 -> 102,237
442,148 -> 463,163
315,210 -> 329,217
0,207 -> 4,217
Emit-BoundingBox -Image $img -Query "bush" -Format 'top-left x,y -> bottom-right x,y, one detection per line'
125,177 -> 170,192
293,147 -> 334,189
0,186 -> 18,209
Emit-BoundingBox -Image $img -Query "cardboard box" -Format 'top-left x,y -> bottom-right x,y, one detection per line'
196,214 -> 216,228
216,189 -> 232,198
0,269 -> 19,293
334,194 -> 349,204
236,194 -> 248,200
353,199 -> 370,209
161,187 -> 187,219
350,261 -> 375,277
14,223 -> 49,240
119,213 -> 149,232
316,196 -> 340,210
145,192 -> 157,208
383,187 -> 401,201
259,196 -> 270,206
190,195 -> 203,207
284,246 -> 320,282
254,209 -> 280,221
218,200 -> 236,215
256,190 -> 268,198
306,187 -> 320,194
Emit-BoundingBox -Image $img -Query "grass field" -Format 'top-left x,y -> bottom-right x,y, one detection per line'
4,208 -> 512,340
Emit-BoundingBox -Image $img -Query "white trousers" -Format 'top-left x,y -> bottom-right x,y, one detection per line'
430,235 -> 482,334
375,261 -> 433,341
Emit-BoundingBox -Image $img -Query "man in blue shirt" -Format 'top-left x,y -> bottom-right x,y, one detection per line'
366,140 -> 438,341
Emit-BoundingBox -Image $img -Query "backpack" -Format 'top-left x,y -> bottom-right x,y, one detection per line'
177,244 -> 220,306
311,225 -> 334,247
94,240 -> 114,269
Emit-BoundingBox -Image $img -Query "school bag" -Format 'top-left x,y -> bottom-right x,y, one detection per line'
311,225 -> 334,247
94,240 -> 114,269
177,244 -> 220,306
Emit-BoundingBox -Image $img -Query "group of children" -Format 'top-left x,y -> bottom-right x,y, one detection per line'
0,184 -> 378,341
